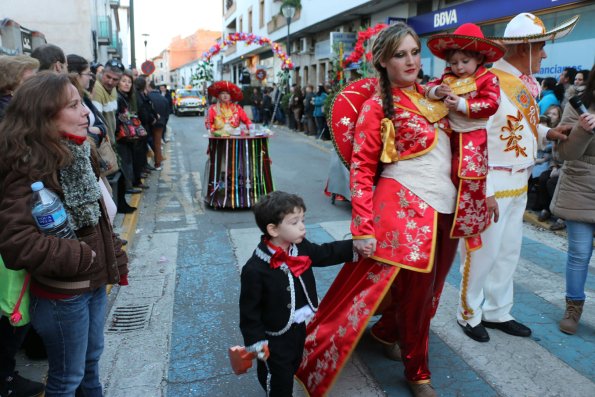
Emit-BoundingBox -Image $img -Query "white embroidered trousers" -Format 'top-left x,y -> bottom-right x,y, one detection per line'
457,169 -> 529,327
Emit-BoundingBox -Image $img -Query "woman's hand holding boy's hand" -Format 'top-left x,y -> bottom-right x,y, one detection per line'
354,238 -> 376,258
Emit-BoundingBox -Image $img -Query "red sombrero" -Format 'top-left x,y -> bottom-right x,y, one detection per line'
330,78 -> 378,168
427,23 -> 506,63
207,80 -> 243,102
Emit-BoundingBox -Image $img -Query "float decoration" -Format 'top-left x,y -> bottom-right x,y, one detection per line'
191,60 -> 214,87
202,32 -> 294,70
341,23 -> 387,70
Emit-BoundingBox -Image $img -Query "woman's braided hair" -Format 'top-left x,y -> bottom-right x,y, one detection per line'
372,22 -> 421,121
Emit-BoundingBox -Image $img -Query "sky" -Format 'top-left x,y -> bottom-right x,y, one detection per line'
133,0 -> 222,62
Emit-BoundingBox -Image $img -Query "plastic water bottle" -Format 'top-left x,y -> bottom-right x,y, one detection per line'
30,181 -> 76,239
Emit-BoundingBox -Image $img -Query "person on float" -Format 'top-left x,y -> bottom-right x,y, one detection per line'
455,12 -> 577,343
297,22 -> 461,397
206,80 -> 251,137
424,23 -> 505,270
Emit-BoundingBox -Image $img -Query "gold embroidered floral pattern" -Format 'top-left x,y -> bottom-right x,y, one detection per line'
500,110 -> 527,157
299,262 -> 393,392
377,188 -> 432,262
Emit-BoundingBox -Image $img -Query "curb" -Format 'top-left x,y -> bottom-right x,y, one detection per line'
106,186 -> 143,295
522,210 -> 567,237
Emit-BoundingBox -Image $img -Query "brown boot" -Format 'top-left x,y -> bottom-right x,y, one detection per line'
559,298 -> 584,335
409,382 -> 438,397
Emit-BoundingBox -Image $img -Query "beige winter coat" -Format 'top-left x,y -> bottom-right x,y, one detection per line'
550,99 -> 595,223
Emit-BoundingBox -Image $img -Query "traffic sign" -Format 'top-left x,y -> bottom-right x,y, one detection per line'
255,69 -> 267,81
141,60 -> 155,75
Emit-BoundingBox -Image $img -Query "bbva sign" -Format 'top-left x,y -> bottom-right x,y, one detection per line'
434,9 -> 458,28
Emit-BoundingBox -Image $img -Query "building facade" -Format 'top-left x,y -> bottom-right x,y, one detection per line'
220,0 -> 413,88
221,0 -> 595,88
409,0 -> 595,79
1,0 -> 130,64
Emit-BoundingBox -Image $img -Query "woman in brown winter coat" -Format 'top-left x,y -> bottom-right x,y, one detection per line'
550,64 -> 595,335
0,72 -> 128,396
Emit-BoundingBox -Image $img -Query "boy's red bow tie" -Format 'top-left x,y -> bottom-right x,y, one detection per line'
266,242 -> 311,277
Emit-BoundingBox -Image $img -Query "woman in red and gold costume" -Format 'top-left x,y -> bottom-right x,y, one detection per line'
206,80 -> 251,136
296,23 -> 459,397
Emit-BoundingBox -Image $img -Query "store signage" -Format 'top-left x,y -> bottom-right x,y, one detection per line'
536,38 -> 595,78
330,32 -> 357,55
434,9 -> 458,28
407,0 -> 583,34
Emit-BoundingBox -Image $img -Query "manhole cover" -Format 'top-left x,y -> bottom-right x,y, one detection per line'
107,304 -> 151,333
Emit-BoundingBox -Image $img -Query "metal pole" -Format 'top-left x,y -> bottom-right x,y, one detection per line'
286,17 -> 291,93
129,0 -> 136,68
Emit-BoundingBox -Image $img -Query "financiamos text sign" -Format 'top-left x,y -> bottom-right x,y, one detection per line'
434,9 -> 458,28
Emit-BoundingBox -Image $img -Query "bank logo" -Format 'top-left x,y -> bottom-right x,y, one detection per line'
434,9 -> 458,28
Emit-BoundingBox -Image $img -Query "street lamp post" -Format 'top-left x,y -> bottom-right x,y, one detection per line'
141,33 -> 150,60
281,4 -> 296,92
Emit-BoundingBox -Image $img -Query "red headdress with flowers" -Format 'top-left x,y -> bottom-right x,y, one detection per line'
208,80 -> 243,102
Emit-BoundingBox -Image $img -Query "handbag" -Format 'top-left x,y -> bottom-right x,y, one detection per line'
116,113 -> 147,141
0,255 -> 31,326
98,136 -> 120,177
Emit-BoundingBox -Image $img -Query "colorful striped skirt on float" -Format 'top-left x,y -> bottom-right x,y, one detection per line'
204,136 -> 274,209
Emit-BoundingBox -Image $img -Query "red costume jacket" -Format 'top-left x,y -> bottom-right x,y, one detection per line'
426,66 -> 500,243
350,84 -> 452,272
206,102 -> 251,132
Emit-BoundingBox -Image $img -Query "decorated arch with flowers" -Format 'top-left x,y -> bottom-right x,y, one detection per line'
202,32 -> 294,70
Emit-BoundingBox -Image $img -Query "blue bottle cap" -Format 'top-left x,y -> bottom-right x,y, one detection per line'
31,181 -> 45,192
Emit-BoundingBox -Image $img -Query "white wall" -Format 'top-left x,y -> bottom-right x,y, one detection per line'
2,0 -> 94,59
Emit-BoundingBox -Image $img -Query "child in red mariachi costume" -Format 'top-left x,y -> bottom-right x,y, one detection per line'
426,23 -> 505,250
206,80 -> 251,136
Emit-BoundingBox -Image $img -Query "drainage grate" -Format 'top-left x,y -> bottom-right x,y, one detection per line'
107,304 -> 151,333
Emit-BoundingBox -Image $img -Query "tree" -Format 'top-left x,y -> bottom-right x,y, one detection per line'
280,0 -> 301,12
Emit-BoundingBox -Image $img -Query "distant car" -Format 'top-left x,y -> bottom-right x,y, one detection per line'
174,89 -> 206,116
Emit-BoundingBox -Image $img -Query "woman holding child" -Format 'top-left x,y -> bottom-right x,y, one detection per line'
297,22 -> 468,397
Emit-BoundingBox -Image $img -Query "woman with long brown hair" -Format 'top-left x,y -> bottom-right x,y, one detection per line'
0,72 -> 128,397
297,23 -> 458,397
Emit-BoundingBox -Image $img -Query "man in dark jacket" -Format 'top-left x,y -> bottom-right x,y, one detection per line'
147,81 -> 169,170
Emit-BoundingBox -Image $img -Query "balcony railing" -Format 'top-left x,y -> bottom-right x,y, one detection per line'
97,16 -> 111,44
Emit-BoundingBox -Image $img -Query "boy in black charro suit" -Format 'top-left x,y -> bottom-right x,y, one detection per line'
239,191 -> 359,396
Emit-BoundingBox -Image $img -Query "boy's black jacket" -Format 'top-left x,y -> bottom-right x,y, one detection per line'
239,238 -> 353,347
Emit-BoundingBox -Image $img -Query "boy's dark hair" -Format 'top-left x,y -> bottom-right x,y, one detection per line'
31,44 -> 66,71
444,49 -> 486,65
253,191 -> 306,237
